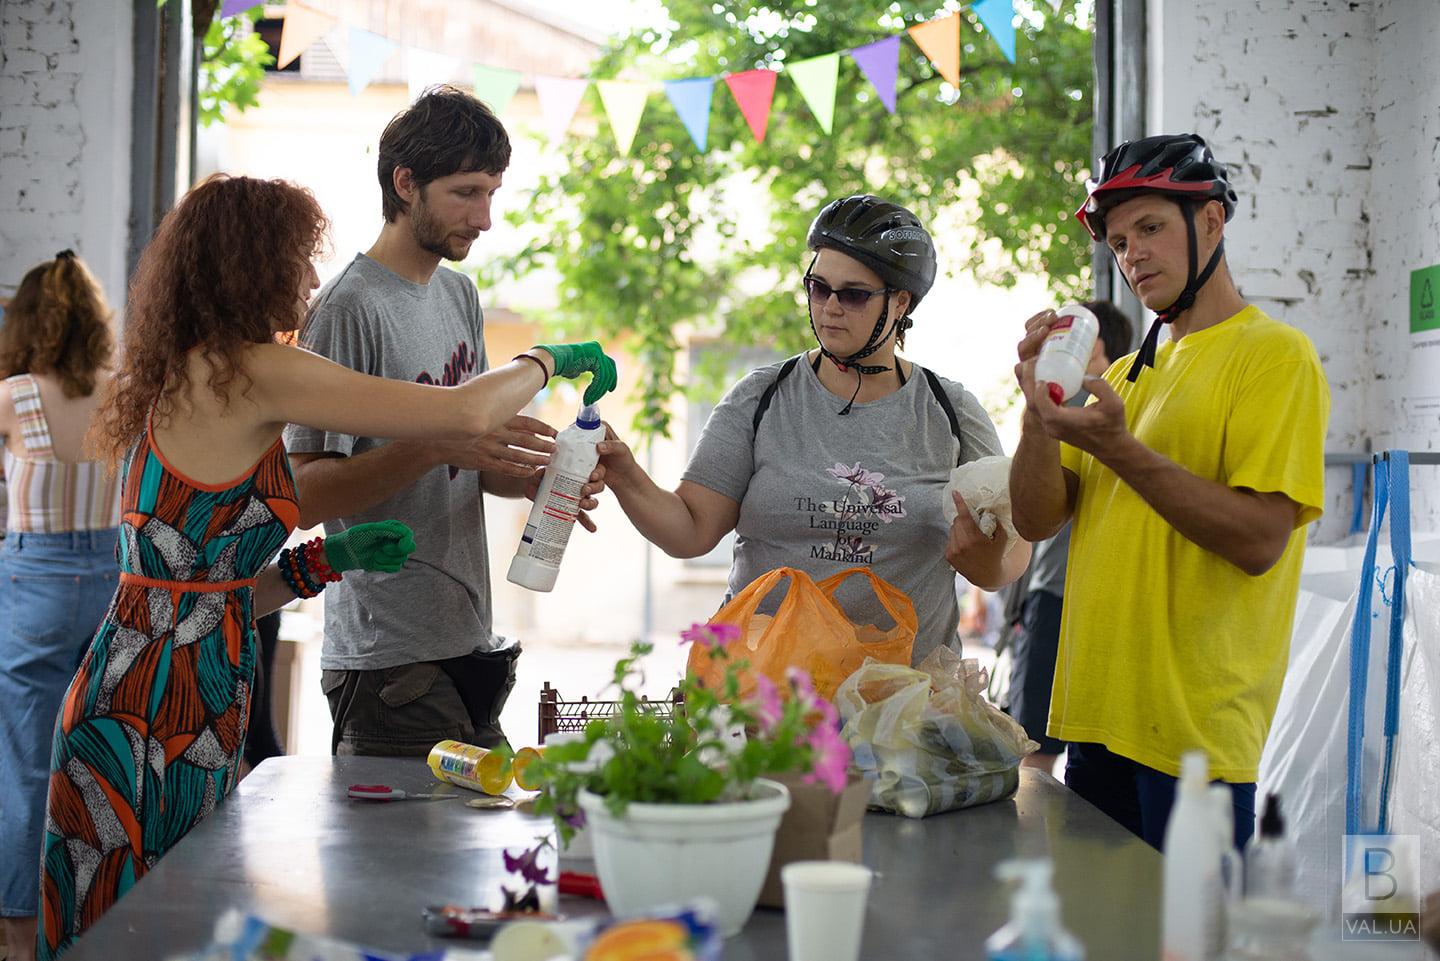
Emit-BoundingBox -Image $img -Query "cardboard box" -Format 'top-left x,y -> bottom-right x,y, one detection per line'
757,772 -> 871,908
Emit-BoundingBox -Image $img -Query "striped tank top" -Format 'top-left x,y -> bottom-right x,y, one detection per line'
2,373 -> 121,532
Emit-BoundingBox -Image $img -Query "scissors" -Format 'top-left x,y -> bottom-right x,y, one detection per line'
347,783 -> 455,802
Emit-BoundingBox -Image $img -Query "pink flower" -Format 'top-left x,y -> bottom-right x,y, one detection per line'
803,724 -> 852,794
785,666 -> 817,701
680,621 -> 741,649
749,675 -> 783,734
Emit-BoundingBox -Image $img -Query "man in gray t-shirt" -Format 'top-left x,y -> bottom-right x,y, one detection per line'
286,88 -> 569,754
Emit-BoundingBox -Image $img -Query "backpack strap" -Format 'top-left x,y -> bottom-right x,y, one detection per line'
751,354 -> 803,434
921,367 -> 965,466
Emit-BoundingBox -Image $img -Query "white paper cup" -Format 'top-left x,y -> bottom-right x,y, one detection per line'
781,861 -> 873,961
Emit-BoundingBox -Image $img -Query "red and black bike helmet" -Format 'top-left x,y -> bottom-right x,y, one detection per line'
1077,134 -> 1238,381
1075,133 -> 1236,241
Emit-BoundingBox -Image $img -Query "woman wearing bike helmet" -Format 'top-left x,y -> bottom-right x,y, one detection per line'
600,195 -> 1029,664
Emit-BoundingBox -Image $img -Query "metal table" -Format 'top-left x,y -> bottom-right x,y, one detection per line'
62,756 -> 1161,960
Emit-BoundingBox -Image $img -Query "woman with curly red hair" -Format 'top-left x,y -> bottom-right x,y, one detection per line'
0,251 -> 121,961
35,174 -> 616,959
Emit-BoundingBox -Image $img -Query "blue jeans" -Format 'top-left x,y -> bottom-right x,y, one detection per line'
1064,741 -> 1257,852
0,529 -> 118,916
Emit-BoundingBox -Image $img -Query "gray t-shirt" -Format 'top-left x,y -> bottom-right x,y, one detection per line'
1028,525 -> 1071,598
1026,389 -> 1088,599
284,254 -> 500,671
683,355 -> 1004,664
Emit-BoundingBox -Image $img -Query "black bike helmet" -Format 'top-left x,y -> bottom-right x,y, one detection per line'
1076,133 -> 1236,241
1076,134 -> 1237,382
807,195 -> 937,307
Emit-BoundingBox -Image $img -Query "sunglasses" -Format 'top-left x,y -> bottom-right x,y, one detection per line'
803,275 -> 890,311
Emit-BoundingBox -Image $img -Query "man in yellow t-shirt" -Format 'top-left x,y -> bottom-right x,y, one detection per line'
1008,133 -> 1329,851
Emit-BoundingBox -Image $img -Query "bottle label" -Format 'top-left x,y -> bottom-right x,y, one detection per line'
522,470 -> 587,565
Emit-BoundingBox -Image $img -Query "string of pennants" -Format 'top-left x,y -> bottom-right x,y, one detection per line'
219,1 -> 1048,153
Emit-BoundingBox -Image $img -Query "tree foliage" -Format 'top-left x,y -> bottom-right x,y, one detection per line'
198,6 -> 274,128
492,0 -> 1094,438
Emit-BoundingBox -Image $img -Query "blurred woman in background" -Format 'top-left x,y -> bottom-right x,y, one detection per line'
0,251 -> 120,961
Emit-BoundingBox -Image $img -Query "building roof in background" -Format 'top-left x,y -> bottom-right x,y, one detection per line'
276,0 -> 604,88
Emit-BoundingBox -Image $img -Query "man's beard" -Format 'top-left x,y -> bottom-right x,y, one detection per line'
411,191 -> 468,261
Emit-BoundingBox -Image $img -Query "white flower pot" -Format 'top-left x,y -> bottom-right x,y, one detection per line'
578,779 -> 792,937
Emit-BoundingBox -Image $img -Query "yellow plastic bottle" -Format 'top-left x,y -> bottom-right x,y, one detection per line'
426,739 -> 512,795
512,746 -> 545,791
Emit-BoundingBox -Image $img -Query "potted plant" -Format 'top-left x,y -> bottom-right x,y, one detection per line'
534,622 -> 853,936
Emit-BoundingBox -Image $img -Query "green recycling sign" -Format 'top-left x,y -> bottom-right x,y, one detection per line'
1413,264 -> 1440,333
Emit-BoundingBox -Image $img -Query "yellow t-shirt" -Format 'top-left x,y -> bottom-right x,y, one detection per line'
1051,305 -> 1330,782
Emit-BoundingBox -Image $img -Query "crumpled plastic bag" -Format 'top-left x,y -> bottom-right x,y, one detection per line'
941,455 -> 1019,552
835,646 -> 1038,818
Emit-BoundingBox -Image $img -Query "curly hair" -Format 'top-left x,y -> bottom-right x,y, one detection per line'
91,174 -> 328,464
0,251 -> 113,397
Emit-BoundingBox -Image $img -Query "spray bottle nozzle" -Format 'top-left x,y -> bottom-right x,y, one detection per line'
994,859 -> 1061,941
576,403 -> 601,430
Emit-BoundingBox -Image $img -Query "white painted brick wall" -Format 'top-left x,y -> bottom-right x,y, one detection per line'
1150,0 -> 1440,538
0,0 -> 131,308
1367,0 -> 1440,527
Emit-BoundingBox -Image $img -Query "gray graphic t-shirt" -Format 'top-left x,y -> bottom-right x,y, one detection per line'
684,355 -> 1004,664
284,254 -> 500,671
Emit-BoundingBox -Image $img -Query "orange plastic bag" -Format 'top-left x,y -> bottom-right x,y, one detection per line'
687,567 -> 917,702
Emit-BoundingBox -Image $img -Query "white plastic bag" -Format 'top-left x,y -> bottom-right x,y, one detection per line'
942,454 -> 1019,551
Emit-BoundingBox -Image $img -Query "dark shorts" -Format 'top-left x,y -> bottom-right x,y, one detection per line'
1009,590 -> 1066,755
1065,741 -> 1257,851
321,645 -> 521,756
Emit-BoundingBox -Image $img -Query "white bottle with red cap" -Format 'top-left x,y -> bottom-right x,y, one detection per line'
1034,304 -> 1100,405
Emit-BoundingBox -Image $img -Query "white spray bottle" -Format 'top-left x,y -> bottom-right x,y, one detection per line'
985,859 -> 1085,961
1162,751 -> 1224,961
506,404 -> 603,592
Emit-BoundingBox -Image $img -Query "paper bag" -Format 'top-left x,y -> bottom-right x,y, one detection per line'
756,772 -> 871,908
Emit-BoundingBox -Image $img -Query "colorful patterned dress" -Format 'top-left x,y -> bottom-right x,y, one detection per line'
37,420 -> 298,959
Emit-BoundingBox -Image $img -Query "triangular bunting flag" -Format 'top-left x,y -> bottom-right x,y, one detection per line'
662,77 -> 715,152
724,69 -> 778,144
344,27 -> 397,97
406,48 -> 458,102
220,0 -> 258,18
972,0 -> 1018,63
786,53 -> 839,134
908,13 -> 961,88
596,81 -> 650,156
535,75 -> 590,142
276,3 -> 337,70
474,65 -> 522,114
850,36 -> 900,114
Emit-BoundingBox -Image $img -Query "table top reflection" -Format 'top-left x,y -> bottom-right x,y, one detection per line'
61,756 -> 1162,960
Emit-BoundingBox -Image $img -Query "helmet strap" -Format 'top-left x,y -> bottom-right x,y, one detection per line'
1123,201 -> 1226,383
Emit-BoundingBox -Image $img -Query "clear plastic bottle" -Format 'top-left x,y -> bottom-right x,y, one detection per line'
1244,793 -> 1297,899
507,404 -> 604,592
1034,304 -> 1100,405
984,859 -> 1085,961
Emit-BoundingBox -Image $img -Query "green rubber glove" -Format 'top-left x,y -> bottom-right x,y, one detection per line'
322,520 -> 416,574
534,341 -> 619,405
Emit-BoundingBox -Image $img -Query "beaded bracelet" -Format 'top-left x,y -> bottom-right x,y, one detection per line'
293,544 -> 326,597
303,537 -> 343,583
278,547 -> 322,599
276,549 -> 311,599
